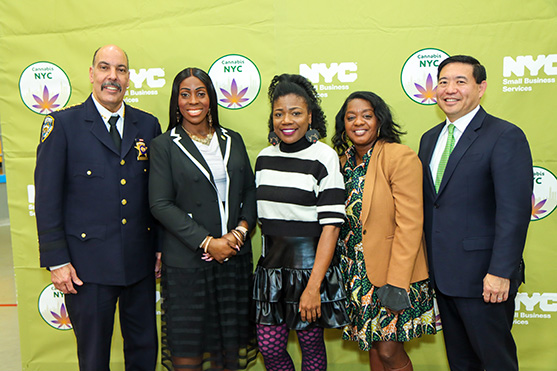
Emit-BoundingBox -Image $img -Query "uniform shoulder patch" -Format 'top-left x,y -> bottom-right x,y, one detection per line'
40,115 -> 55,142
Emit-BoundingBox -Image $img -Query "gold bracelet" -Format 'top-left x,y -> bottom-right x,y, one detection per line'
235,226 -> 248,240
230,229 -> 243,244
203,236 -> 213,254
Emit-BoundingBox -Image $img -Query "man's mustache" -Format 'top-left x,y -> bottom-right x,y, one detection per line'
101,81 -> 122,91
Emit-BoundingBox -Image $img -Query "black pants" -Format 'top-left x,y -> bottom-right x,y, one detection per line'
65,274 -> 157,371
436,289 -> 517,371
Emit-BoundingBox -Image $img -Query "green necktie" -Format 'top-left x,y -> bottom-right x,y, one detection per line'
435,123 -> 455,192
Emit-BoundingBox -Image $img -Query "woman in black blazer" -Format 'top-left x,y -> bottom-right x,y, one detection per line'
149,68 -> 257,371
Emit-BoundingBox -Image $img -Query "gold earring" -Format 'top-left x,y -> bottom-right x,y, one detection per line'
341,130 -> 348,143
207,110 -> 213,126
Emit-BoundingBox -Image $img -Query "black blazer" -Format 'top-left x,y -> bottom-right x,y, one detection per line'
149,125 -> 256,268
418,106 -> 532,297
35,95 -> 162,286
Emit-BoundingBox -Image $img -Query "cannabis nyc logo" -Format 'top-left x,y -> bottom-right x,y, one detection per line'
19,62 -> 72,115
400,48 -> 450,105
531,166 -> 557,221
208,54 -> 261,110
38,284 -> 72,330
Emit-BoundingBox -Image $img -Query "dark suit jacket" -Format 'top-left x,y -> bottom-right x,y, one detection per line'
35,95 -> 162,286
148,125 -> 256,268
418,106 -> 532,297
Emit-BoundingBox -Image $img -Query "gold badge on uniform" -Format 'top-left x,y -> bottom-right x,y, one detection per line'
40,115 -> 55,142
134,139 -> 148,161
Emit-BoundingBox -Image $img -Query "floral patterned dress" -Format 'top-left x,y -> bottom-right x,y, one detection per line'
337,146 -> 441,351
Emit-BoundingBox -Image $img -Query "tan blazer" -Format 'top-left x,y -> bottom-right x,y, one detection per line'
357,140 -> 429,290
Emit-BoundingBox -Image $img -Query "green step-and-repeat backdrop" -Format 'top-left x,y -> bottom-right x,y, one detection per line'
1,1 -> 556,369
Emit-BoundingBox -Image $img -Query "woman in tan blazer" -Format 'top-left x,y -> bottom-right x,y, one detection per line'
333,91 -> 440,371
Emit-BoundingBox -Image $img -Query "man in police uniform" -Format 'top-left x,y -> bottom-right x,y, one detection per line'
35,44 -> 161,371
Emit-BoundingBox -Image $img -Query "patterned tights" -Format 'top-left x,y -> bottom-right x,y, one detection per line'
256,324 -> 327,371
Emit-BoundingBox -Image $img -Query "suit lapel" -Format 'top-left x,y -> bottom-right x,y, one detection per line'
216,127 -> 231,229
86,96 -> 120,155
360,141 -> 384,226
216,127 -> 231,186
216,126 -> 231,164
170,126 -> 213,183
436,107 -> 486,196
171,126 -> 230,235
121,105 -> 139,158
422,123 -> 444,196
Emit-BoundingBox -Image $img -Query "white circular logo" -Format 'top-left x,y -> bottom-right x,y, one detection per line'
400,48 -> 450,105
38,284 -> 72,330
208,54 -> 261,110
19,62 -> 72,115
532,166 -> 557,221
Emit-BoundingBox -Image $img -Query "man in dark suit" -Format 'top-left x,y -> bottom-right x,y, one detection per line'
35,44 -> 161,371
418,55 -> 532,371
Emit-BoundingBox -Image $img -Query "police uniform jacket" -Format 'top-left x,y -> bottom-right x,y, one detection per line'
35,95 -> 162,286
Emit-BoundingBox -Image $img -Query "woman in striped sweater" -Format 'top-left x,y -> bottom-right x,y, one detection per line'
252,74 -> 349,371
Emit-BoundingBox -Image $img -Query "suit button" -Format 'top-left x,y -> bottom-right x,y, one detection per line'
363,230 -> 367,235
122,218 -> 127,225
196,201 -> 202,206
121,179 -> 126,185
81,233 -> 86,239
86,170 -> 92,176
121,199 -> 127,205
144,168 -> 147,172
120,159 -> 126,166
434,203 -> 439,209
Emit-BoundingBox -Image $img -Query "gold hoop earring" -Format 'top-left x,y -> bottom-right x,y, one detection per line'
207,110 -> 213,127
341,130 -> 348,143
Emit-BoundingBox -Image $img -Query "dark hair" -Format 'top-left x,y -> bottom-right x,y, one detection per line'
267,74 -> 327,138
167,68 -> 220,131
92,46 -> 129,69
437,55 -> 486,84
332,91 -> 405,155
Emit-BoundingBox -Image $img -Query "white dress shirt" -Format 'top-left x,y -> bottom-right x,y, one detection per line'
192,134 -> 228,203
91,95 -> 125,137
429,105 -> 481,181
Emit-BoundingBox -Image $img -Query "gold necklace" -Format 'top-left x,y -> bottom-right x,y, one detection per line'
182,125 -> 214,145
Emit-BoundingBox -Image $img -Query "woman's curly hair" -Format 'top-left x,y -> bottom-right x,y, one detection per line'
267,74 -> 327,138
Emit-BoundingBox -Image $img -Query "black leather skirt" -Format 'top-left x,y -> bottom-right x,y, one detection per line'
253,235 -> 349,330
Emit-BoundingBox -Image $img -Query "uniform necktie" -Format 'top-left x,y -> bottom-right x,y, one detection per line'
435,123 -> 455,192
108,115 -> 121,151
